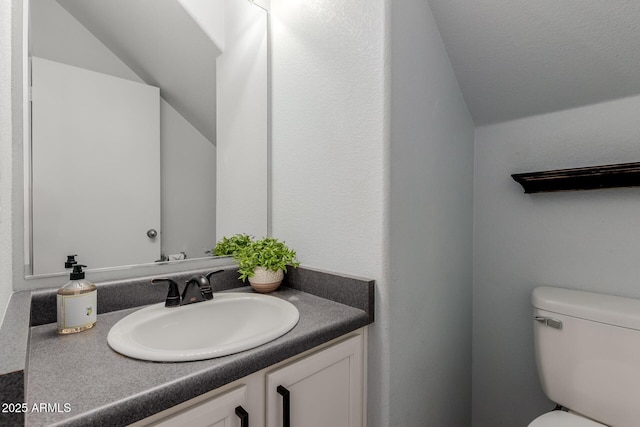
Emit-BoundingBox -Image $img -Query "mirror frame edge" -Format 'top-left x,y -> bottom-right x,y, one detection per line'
12,0 -> 272,290
266,0 -> 273,238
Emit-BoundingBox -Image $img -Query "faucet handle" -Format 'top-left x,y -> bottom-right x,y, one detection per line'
204,270 -> 224,300
151,278 -> 181,307
205,269 -> 224,282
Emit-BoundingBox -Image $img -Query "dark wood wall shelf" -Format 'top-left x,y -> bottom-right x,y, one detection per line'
511,162 -> 640,194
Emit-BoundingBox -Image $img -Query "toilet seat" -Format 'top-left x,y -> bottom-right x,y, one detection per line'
528,411 -> 607,427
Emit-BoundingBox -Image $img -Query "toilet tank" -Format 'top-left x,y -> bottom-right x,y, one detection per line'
532,286 -> 640,427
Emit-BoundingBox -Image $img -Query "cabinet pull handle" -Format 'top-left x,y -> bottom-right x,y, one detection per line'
276,385 -> 290,427
235,405 -> 249,427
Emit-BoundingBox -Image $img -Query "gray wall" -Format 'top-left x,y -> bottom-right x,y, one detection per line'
472,94 -> 640,426
389,1 -> 474,425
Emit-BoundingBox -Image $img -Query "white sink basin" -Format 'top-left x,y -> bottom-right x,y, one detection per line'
107,293 -> 299,362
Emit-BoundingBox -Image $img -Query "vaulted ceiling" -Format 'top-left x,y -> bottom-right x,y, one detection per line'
428,0 -> 640,125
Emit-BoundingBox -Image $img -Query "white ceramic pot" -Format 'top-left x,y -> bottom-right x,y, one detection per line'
248,267 -> 284,293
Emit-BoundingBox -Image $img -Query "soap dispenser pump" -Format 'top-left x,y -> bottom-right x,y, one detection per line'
64,254 -> 78,270
57,264 -> 97,334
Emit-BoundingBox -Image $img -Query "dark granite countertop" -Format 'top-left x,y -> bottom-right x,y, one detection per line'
24,268 -> 374,427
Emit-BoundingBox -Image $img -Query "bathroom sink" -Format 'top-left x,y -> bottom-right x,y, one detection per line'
107,293 -> 299,362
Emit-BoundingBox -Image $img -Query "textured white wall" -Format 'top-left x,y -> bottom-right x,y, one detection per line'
270,0 -> 388,424
0,0 -> 14,322
473,94 -> 640,427
389,1 -> 474,425
271,0 -> 386,290
272,1 -> 474,425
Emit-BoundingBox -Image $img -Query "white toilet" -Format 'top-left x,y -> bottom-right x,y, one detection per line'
528,286 -> 640,427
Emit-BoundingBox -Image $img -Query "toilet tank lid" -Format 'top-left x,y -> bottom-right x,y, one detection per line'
532,286 -> 640,331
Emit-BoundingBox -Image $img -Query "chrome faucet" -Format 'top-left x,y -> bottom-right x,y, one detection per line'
151,270 -> 225,307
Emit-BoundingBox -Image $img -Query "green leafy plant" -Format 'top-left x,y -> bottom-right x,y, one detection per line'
210,235 -> 300,281
235,237 -> 300,281
208,234 -> 254,257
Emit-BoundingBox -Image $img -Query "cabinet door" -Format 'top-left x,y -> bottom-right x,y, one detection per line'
150,386 -> 250,427
266,334 -> 364,427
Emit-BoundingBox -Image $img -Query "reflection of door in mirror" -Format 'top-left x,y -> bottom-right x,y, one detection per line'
31,57 -> 161,275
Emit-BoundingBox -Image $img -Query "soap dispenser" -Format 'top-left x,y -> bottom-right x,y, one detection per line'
57,264 -> 97,334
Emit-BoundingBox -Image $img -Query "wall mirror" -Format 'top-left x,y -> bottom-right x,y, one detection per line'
25,0 -> 269,278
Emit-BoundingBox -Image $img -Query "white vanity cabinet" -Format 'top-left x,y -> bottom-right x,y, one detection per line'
265,334 -> 364,427
148,386 -> 250,427
134,329 -> 366,427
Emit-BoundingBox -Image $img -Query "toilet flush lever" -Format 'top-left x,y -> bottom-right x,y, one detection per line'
535,316 -> 563,330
